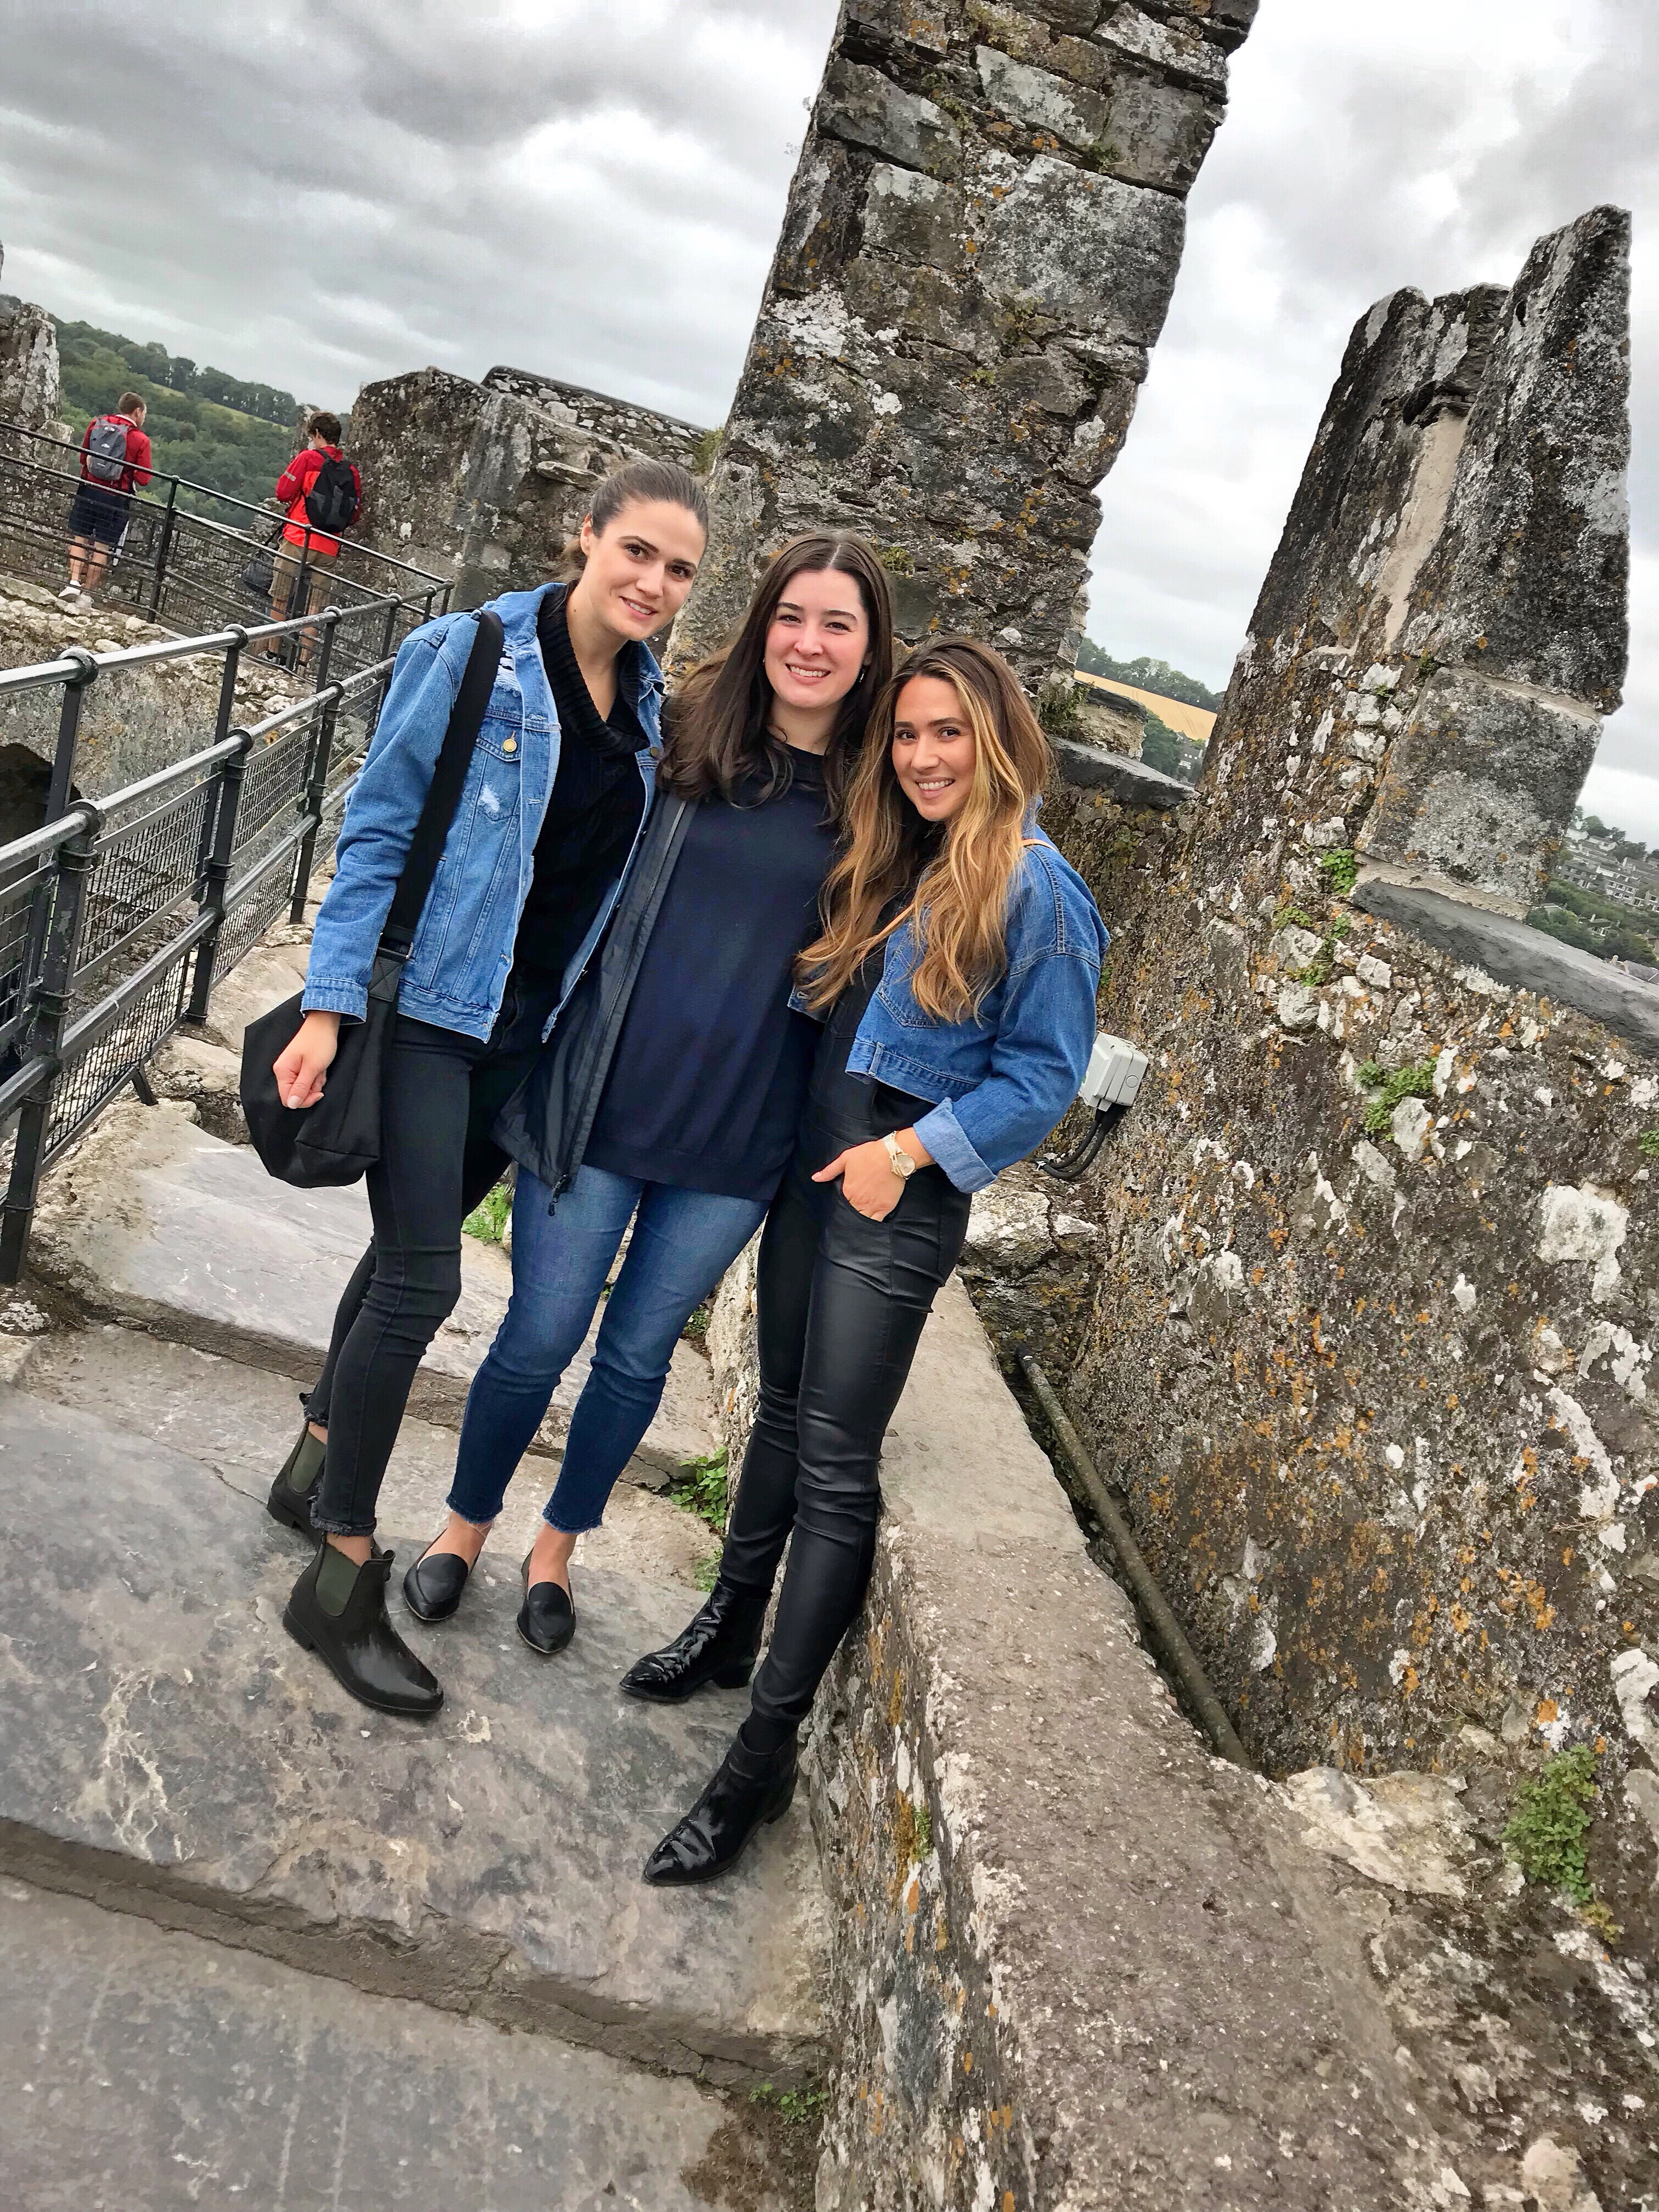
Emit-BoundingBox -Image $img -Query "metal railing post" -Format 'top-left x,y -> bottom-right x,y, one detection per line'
289,610 -> 341,923
46,647 -> 99,825
0,804 -> 102,1283
147,477 -> 179,623
185,725 -> 254,1024
191,628 -> 246,891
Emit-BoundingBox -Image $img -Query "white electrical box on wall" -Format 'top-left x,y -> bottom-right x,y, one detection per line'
1078,1032 -> 1149,1113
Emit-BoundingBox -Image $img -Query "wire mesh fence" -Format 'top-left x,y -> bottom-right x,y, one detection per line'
0,599 -> 393,1279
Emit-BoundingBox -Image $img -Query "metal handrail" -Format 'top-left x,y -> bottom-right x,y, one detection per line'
0,598 -> 400,698
0,594 -> 398,1279
2,414 -> 450,590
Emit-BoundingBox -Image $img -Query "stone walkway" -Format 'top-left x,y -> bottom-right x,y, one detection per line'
0,879 -> 823,2210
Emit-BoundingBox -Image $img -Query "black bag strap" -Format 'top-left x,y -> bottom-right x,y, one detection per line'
381,608 -> 505,957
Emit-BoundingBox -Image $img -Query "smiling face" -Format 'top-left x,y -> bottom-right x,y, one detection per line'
891,673 -> 978,823
763,565 -> 872,721
575,496 -> 706,642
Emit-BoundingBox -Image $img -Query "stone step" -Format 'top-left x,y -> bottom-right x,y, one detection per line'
0,1383 -> 826,2083
0,1878 -> 811,2211
27,1098 -> 720,1480
13,1322 -> 724,1594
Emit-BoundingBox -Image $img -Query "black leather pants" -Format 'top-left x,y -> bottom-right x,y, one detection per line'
719,999 -> 971,1744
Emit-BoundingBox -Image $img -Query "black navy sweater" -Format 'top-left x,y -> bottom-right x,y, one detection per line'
510,591 -> 646,986
583,749 -> 834,1201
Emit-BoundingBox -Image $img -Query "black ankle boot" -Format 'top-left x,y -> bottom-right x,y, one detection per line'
620,1581 -> 767,1703
267,1425 -> 325,1534
283,1542 -> 443,1718
641,1729 -> 797,1887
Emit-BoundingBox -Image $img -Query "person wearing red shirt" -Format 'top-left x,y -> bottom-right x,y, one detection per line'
61,392 -> 153,606
266,409 -> 361,667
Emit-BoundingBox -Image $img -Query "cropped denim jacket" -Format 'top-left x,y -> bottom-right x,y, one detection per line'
301,584 -> 662,1042
792,828 -> 1109,1193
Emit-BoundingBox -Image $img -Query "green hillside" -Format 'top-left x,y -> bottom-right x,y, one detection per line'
51,320 -> 341,516
1077,641 -> 1222,714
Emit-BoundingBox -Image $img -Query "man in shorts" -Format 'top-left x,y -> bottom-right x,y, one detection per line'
61,394 -> 153,607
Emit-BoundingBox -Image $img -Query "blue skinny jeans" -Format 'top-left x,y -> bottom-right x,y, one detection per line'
448,1164 -> 766,1535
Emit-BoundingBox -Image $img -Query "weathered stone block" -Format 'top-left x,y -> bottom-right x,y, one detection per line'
820,58 -> 963,177
1096,1 -> 1228,93
861,163 -> 967,269
0,293 -> 59,433
1401,206 -> 1631,713
1359,665 -> 1600,914
978,154 -> 1184,346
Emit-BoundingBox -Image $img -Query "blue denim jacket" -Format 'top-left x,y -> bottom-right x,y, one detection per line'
793,829 -> 1108,1193
302,583 -> 662,1041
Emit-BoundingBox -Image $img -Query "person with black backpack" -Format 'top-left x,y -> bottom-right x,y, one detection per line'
266,409 -> 362,665
60,392 -> 152,606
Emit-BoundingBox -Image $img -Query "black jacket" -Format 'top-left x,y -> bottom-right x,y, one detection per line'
493,792 -> 693,1199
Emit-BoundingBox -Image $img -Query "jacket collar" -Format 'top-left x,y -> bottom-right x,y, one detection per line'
489,580 -> 666,714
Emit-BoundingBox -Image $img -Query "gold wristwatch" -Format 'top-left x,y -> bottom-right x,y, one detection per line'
882,1132 -> 917,1181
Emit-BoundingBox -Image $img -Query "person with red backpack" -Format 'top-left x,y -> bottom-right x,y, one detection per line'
266,409 -> 361,665
60,392 -> 153,606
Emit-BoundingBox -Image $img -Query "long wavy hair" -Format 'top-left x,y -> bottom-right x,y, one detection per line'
795,637 -> 1052,1021
659,534 -> 896,812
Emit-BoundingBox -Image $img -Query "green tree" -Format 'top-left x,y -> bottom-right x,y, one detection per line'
1139,708 -> 1182,777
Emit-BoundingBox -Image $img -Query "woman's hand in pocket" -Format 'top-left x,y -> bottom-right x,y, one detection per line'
273,1010 -> 341,1110
812,1139 -> 905,1221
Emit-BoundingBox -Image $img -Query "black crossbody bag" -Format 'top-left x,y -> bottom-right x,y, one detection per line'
239,610 -> 505,1189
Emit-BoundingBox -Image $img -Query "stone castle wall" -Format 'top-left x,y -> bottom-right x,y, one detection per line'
347,364 -> 712,611
1015,207 -> 1659,1953
672,0 -> 1257,680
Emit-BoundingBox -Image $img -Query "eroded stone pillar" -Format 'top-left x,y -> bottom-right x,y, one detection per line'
673,0 -> 1256,683
0,287 -> 60,435
1201,206 -> 1629,921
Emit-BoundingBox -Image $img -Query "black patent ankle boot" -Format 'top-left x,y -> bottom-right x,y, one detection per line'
283,1542 -> 443,1718
268,1424 -> 325,1534
619,1581 -> 768,1704
641,1729 -> 797,1887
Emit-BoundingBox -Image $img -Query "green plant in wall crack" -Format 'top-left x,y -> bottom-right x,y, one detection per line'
1037,687 -> 1085,742
462,1181 -> 511,1244
1357,1056 -> 1437,1137
1318,848 -> 1359,896
750,2080 -> 827,2128
1503,1744 -> 1600,1905
670,1448 -> 729,1533
1638,1128 -> 1659,1160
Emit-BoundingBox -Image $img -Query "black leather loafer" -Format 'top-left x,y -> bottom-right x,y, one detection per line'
620,1579 -> 767,1703
403,1544 -> 472,1623
642,1731 -> 797,1887
267,1424 -> 325,1534
517,1556 -> 574,1656
283,1543 -> 442,1719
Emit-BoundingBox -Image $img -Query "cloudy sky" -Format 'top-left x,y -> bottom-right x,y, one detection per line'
1,0 -> 1653,829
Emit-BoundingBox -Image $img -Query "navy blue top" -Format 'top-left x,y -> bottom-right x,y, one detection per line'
583,748 -> 833,1201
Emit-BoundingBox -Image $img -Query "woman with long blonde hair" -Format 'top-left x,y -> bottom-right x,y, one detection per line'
629,637 -> 1110,1884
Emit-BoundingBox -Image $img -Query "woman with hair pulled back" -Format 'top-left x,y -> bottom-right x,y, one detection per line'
267,458 -> 707,1717
632,637 -> 1109,1886
387,533 -> 896,1660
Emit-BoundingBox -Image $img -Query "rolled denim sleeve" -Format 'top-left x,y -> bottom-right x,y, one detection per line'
301,624 -> 464,1021
912,949 -> 1102,1193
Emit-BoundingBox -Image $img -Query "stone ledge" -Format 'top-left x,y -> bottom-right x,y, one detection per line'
1352,872 -> 1659,1056
1051,732 -> 1193,810
708,1262 -> 1460,2208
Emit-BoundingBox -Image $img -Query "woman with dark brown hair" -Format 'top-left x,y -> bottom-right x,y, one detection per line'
631,637 -> 1108,1884
405,535 -> 897,1655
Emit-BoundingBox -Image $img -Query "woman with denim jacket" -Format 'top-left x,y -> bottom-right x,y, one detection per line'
265,458 -> 707,1718
401,535 -> 897,1658
630,637 -> 1109,1886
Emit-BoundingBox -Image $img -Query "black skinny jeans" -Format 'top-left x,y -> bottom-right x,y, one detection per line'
308,979 -> 556,1537
719,989 -> 972,1744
